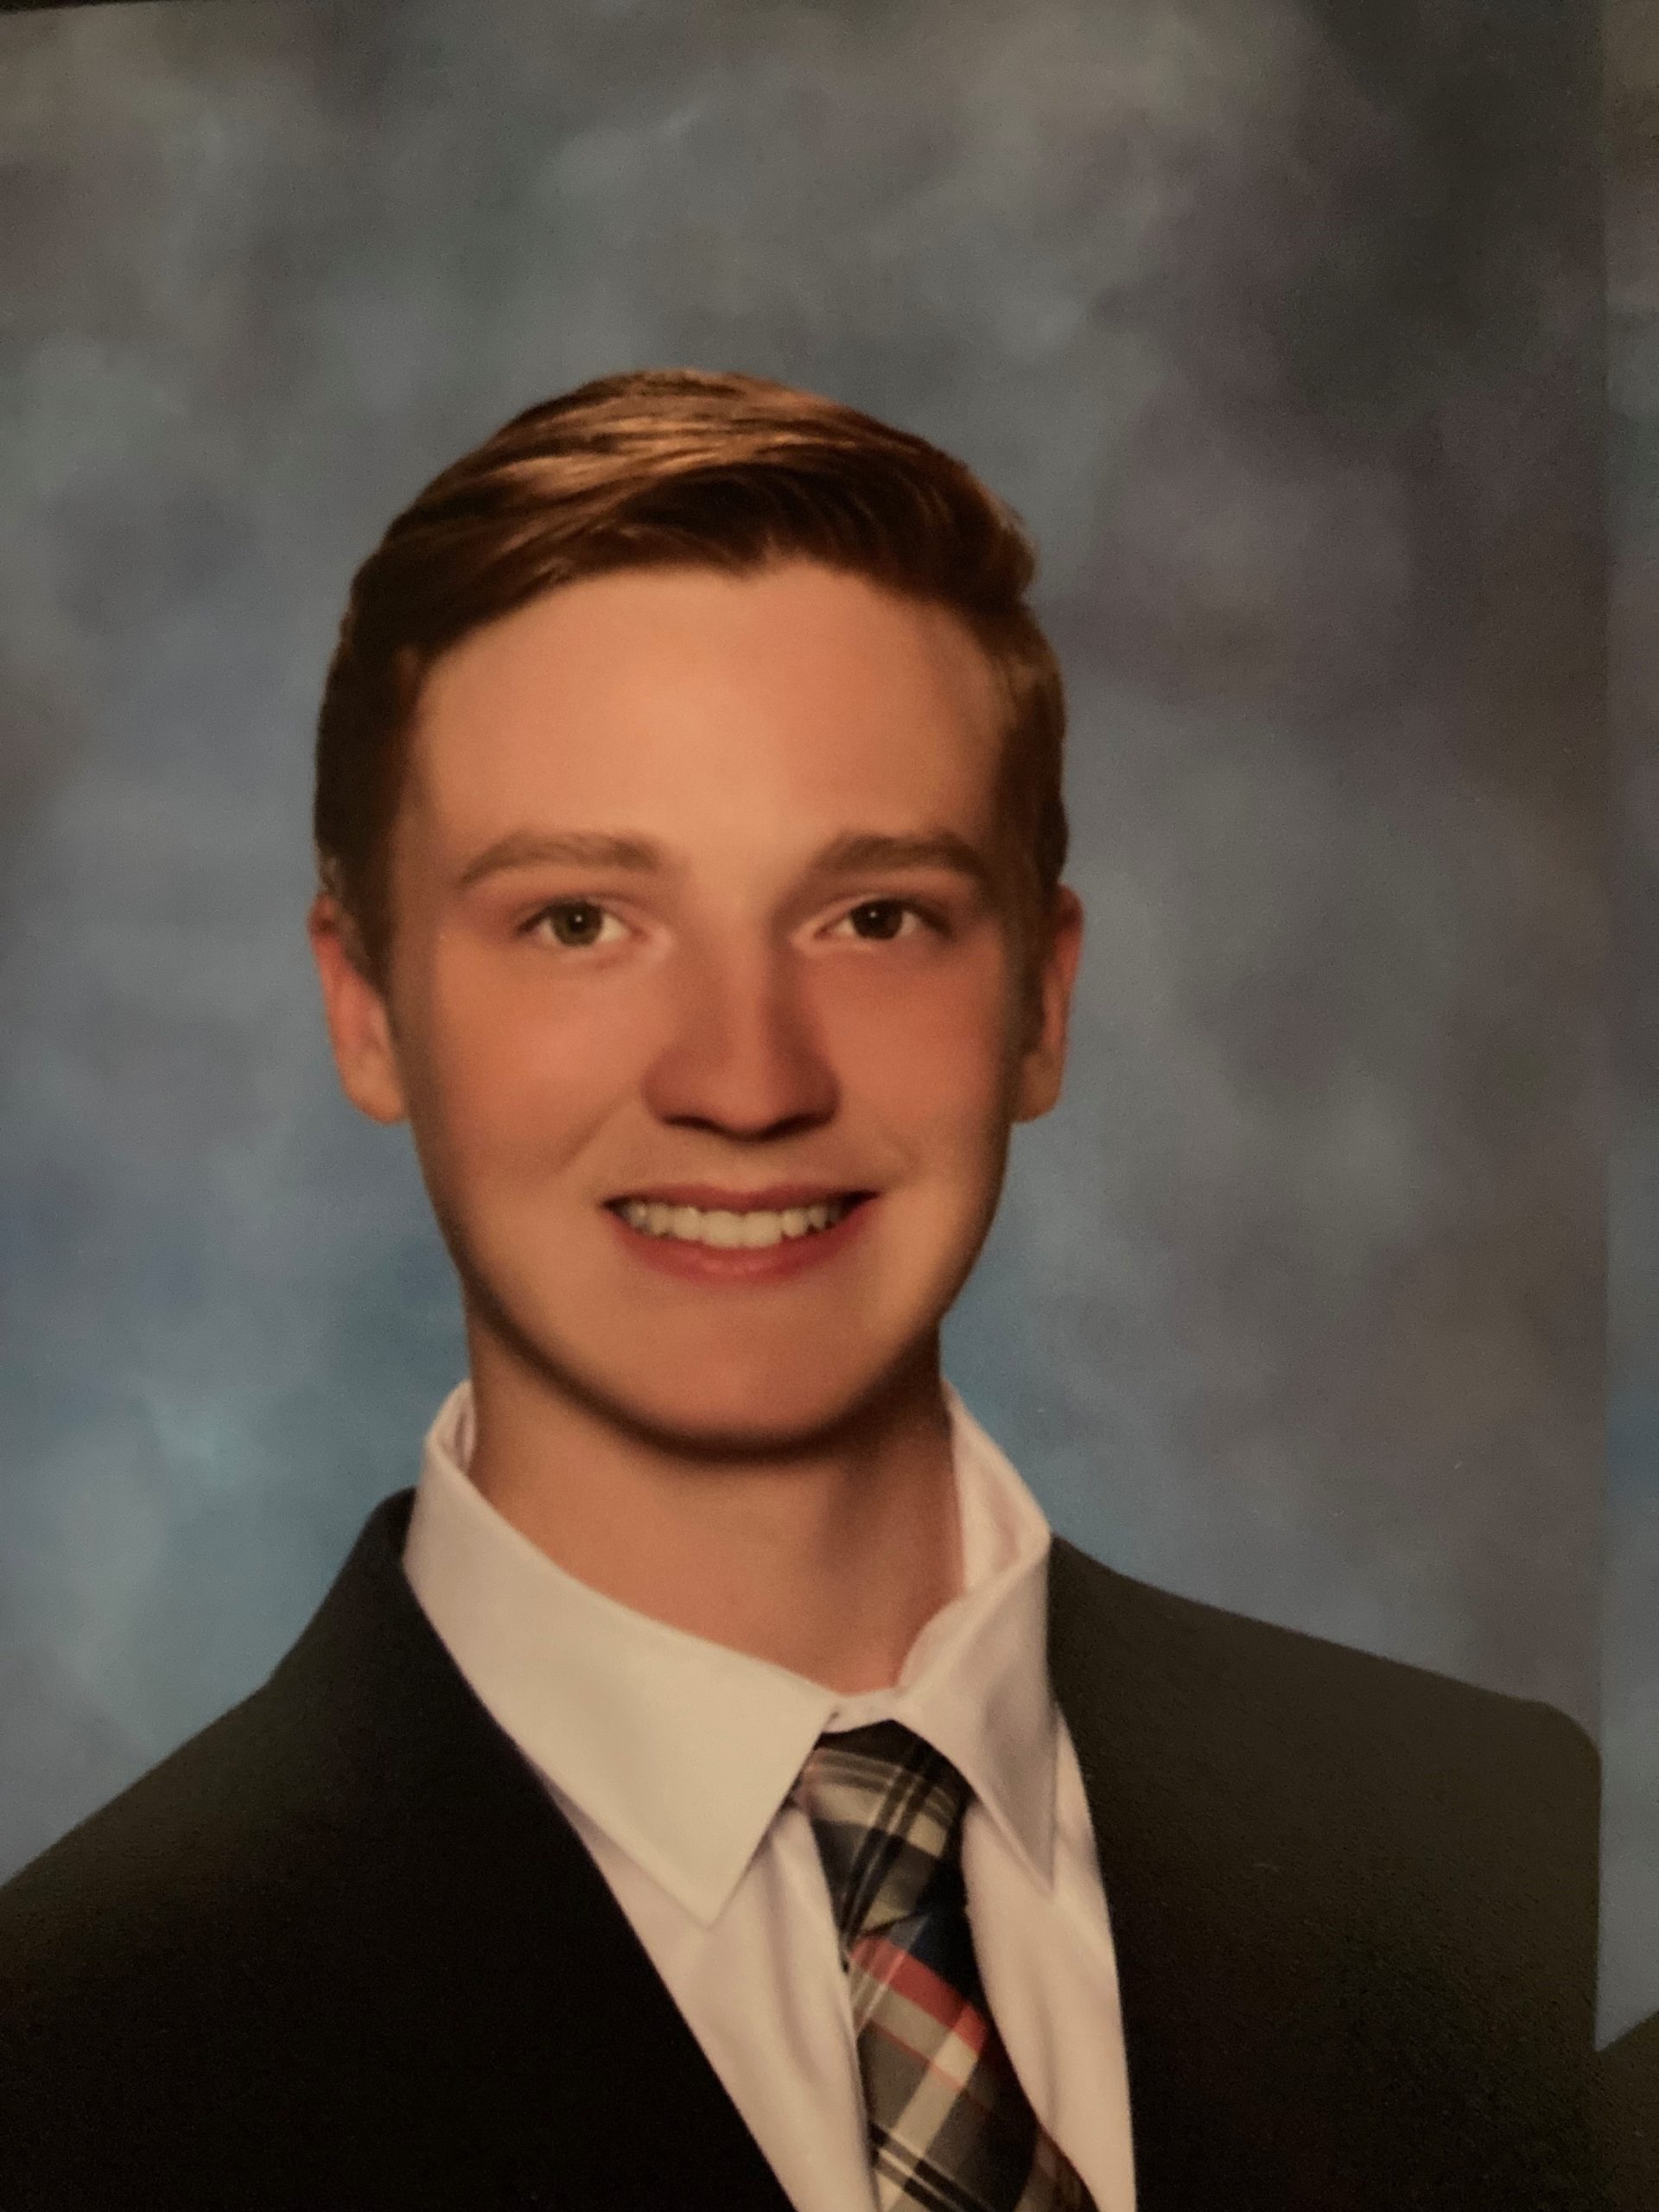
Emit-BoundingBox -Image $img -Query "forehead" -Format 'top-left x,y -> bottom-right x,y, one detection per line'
403,562 -> 1005,854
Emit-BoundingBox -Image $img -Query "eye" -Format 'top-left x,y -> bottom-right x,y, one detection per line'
529,899 -> 626,950
836,899 -> 925,942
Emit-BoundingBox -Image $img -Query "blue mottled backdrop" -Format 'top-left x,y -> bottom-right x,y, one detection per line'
0,0 -> 1615,2017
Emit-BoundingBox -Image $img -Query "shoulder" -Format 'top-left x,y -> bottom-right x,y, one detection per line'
0,1663 -> 376,2206
1046,1534 -> 1599,1943
0,1497 -> 430,2110
0,1496 -> 425,2008
1048,1531 -> 1597,1794
0,1486 -> 535,2031
0,1491 -> 582,2199
0,1668 -> 339,2010
1045,1535 -> 1598,2197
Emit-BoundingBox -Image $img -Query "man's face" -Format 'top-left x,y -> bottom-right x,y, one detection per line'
312,561 -> 1080,1453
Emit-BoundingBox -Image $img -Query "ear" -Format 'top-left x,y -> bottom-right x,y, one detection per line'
308,893 -> 409,1126
1013,887 -> 1084,1124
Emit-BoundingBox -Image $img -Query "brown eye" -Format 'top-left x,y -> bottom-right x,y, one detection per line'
539,901 -> 613,948
846,900 -> 910,941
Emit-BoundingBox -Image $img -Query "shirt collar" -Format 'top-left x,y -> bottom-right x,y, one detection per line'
403,1380 -> 1058,1928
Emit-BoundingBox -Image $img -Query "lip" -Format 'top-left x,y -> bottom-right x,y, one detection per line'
603,1190 -> 876,1284
603,1182 -> 869,1211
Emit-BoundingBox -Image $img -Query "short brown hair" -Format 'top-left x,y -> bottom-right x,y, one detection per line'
314,369 -> 1068,980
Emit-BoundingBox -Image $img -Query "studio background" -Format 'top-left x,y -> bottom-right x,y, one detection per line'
0,1 -> 1612,2013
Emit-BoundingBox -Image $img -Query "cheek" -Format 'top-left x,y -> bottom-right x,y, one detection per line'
400,952 -> 634,1164
833,961 -> 1019,1147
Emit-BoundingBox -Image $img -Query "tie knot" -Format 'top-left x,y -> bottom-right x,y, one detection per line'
791,1719 -> 971,1949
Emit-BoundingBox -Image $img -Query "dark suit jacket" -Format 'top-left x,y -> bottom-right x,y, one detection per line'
0,1495 -> 1599,2209
1600,2012 -> 1659,2211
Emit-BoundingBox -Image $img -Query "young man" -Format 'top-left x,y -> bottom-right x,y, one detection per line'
0,372 -> 1599,2210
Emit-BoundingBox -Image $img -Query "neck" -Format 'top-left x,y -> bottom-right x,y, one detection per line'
460,1328 -> 963,1695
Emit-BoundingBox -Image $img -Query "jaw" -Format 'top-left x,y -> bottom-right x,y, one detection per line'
439,1142 -> 1004,1463
453,1199 -> 957,1465
465,1274 -> 946,1467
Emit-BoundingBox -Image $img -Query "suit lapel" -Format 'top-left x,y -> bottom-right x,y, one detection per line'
261,1494 -> 796,2212
1046,1537 -> 1300,2211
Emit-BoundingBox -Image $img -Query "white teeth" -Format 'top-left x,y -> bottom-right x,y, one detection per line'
615,1197 -> 853,1247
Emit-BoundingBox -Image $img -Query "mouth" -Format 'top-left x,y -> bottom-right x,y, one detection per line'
604,1188 -> 873,1253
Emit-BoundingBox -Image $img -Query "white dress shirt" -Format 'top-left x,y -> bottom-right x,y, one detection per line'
403,1381 -> 1136,2212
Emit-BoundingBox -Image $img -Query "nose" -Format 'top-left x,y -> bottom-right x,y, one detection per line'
641,940 -> 839,1141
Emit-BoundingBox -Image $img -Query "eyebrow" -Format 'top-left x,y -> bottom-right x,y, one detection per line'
809,831 -> 995,893
457,827 -> 996,894
457,831 -> 665,889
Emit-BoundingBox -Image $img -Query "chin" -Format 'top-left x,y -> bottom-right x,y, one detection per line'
487,1293 -> 936,1462
582,1360 -> 912,1463
461,1228 -> 956,1458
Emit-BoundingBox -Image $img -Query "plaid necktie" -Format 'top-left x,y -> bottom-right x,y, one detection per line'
792,1719 -> 1096,2212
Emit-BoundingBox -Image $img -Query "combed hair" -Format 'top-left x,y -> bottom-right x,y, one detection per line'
314,368 -> 1068,978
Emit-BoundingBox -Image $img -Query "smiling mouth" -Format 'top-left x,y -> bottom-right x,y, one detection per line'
607,1194 -> 868,1250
